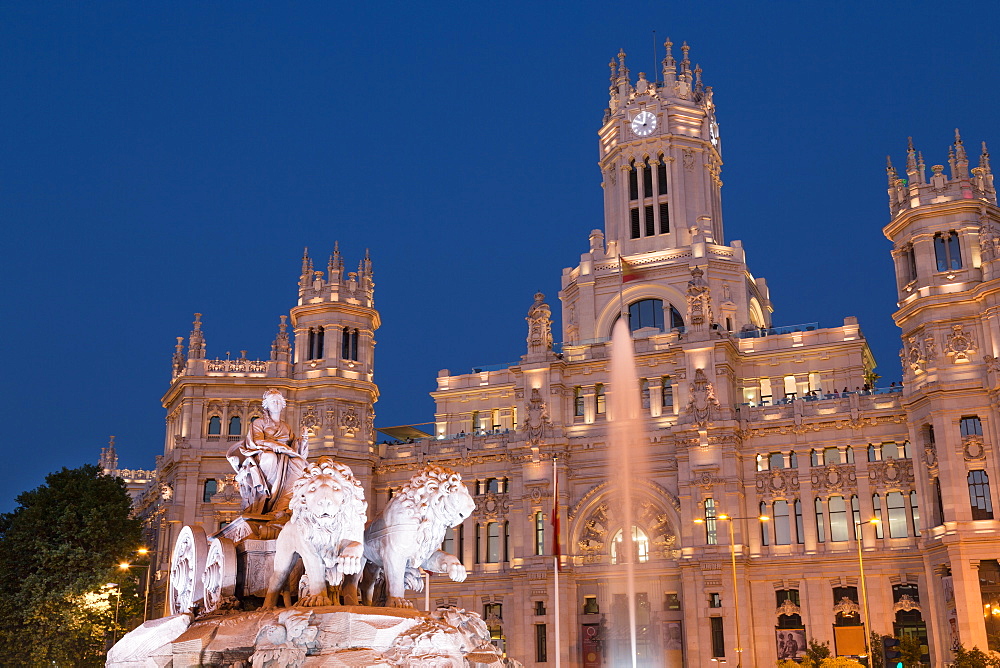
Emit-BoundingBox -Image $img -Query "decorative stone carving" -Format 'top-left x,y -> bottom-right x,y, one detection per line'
202,536 -> 238,614
577,496 -> 677,563
476,491 -> 509,521
251,609 -> 319,667
526,292 -> 554,355
963,435 -> 987,461
694,469 -> 723,490
685,267 -> 714,328
756,470 -> 800,500
810,465 -> 857,494
868,459 -> 915,488
300,404 -> 320,436
262,458 -> 367,609
776,599 -> 801,617
348,465 -> 475,608
340,405 -> 361,437
683,148 -> 695,170
893,594 -> 922,613
686,368 -> 719,428
980,216 -> 1000,262
169,525 -> 208,615
523,388 -> 550,446
903,334 -> 936,374
945,324 -> 977,363
985,355 -> 1000,374
833,597 -> 861,617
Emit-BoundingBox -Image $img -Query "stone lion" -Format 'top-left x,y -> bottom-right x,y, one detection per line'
345,465 -> 475,608
263,457 -> 367,609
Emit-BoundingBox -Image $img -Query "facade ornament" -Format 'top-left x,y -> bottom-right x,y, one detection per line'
694,469 -> 722,490
979,215 -> 1000,262
476,491 -> 510,521
340,406 -> 361,437
523,388 -> 550,446
832,597 -> 861,617
776,599 -> 802,617
868,459 -> 915,488
893,594 -> 922,614
945,324 -> 977,363
963,435 -> 987,461
810,465 -> 857,494
685,267 -> 714,329
686,368 -> 719,428
300,405 -> 321,436
984,355 -> 1000,374
756,470 -> 800,500
683,148 -> 695,171
923,438 -> 938,467
903,334 -> 936,374
525,292 -> 554,356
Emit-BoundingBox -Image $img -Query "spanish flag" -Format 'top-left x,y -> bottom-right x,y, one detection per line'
620,256 -> 642,282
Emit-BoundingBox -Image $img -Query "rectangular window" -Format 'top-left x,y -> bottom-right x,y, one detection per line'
583,596 -> 599,614
760,501 -> 771,546
708,592 -> 722,608
630,208 -> 641,239
794,499 -> 804,544
710,617 -> 725,657
969,470 -> 995,520
705,498 -> 718,545
534,511 -> 545,555
657,160 -> 668,195
628,166 -> 638,200
535,600 -> 547,615
486,522 -> 501,563
203,479 -> 217,503
961,416 -> 984,437
873,494 -> 885,538
640,378 -> 650,409
773,500 -> 791,545
910,490 -> 921,536
573,387 -> 584,417
829,498 -> 848,542
535,623 -> 548,662
644,204 -> 655,237
769,452 -> 785,470
475,524 -> 481,563
887,491 -> 909,538
442,526 -> 455,555
815,497 -> 826,543
595,384 -> 606,415
934,477 -> 945,526
659,201 -> 671,232
661,377 -> 673,409
642,164 -> 653,198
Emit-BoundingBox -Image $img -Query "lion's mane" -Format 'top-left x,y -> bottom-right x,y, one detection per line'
384,464 -> 470,561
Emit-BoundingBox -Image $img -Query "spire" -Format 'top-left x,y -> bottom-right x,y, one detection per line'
694,64 -> 703,93
271,314 -> 290,361
300,247 -> 313,277
172,336 -> 186,377
954,128 -> 969,179
886,156 -> 898,186
905,137 -> 925,184
328,241 -> 343,283
617,49 -> 629,82
99,435 -> 118,473
363,248 -> 372,277
906,137 -> 916,170
609,58 -> 618,85
662,37 -> 676,82
680,41 -> 691,74
187,313 -> 205,360
981,141 -> 992,174
948,145 -> 957,180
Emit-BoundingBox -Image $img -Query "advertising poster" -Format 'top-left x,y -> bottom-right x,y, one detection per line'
776,628 -> 806,660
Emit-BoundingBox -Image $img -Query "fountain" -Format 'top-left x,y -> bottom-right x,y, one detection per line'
607,317 -> 649,668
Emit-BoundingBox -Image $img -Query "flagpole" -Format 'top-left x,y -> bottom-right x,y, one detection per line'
553,456 -> 561,668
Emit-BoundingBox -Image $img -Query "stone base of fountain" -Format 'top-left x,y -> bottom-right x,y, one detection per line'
107,605 -> 512,667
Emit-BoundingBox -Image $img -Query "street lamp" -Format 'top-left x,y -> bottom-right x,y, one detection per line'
695,513 -> 769,668
120,547 -> 155,622
104,583 -> 122,646
854,518 -> 879,662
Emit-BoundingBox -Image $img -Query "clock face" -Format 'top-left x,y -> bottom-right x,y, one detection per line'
631,111 -> 656,137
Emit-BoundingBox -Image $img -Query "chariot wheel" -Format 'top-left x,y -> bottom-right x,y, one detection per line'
202,535 -> 238,613
169,525 -> 208,615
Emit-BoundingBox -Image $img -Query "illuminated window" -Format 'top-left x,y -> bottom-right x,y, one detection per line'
815,497 -> 825,543
705,498 -> 718,545
934,231 -> 962,271
773,500 -> 791,545
573,387 -> 584,417
759,502 -> 770,546
872,494 -> 884,538
611,526 -> 649,564
886,492 -> 909,538
596,384 -> 606,415
534,511 -> 544,555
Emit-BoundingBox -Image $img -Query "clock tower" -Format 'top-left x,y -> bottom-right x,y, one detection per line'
600,41 -> 723,255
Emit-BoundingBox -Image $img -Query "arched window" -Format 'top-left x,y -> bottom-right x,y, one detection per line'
887,491 -> 908,538
773,500 -> 790,545
642,157 -> 653,198
573,387 -> 584,417
794,499 -> 804,544
969,470 -> 994,520
657,154 -> 668,195
610,526 -> 649,564
627,299 -> 664,332
829,496 -> 848,542
595,384 -> 606,415
789,450 -> 798,469
208,415 -> 222,435
203,479 -> 217,503
776,589 -> 802,628
228,415 -> 242,436
669,305 -> 684,330
341,327 -> 360,361
810,449 -> 820,467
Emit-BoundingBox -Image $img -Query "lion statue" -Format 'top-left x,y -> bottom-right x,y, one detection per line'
262,457 -> 367,609
344,465 -> 475,608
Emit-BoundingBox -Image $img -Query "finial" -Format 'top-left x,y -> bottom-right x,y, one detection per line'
906,137 -> 917,170
954,128 -> 968,167
279,314 -> 287,330
694,64 -> 703,91
609,58 -> 617,82
918,151 -> 925,169
301,247 -> 313,276
955,128 -> 964,145
981,141 -> 992,173
681,41 -> 691,72
907,136 -> 914,151
886,156 -> 898,184
192,313 -> 202,330
109,435 -> 115,447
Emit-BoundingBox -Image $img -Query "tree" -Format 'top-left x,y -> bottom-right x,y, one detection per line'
898,635 -> 922,667
801,638 -> 833,667
869,632 -> 886,668
0,465 -> 143,666
952,644 -> 1000,668
819,658 -> 864,668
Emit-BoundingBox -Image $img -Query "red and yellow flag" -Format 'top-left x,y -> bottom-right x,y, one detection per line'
620,256 -> 642,282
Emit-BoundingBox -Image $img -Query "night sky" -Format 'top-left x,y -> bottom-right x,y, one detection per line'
3,2 -> 999,511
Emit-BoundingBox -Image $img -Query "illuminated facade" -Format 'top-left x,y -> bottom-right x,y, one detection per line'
138,41 -> 1000,667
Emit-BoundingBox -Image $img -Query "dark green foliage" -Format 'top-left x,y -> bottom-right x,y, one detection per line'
952,644 -> 1000,668
869,632 -> 885,668
898,635 -> 922,667
0,465 -> 143,666
806,638 -> 833,665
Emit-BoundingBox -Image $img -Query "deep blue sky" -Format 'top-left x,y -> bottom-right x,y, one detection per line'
3,2 -> 998,511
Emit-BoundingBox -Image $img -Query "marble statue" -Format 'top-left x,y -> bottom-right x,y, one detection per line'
227,389 -> 308,517
346,465 -> 475,608
262,458 -> 367,609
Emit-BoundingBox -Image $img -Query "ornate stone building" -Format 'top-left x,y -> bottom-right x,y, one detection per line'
139,41 -> 999,667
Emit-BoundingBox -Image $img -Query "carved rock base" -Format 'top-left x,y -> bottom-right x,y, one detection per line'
106,606 -> 514,668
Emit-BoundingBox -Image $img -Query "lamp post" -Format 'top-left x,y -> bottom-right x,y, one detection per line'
105,583 -> 122,646
695,513 -> 769,668
854,518 -> 879,663
120,547 -> 156,623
